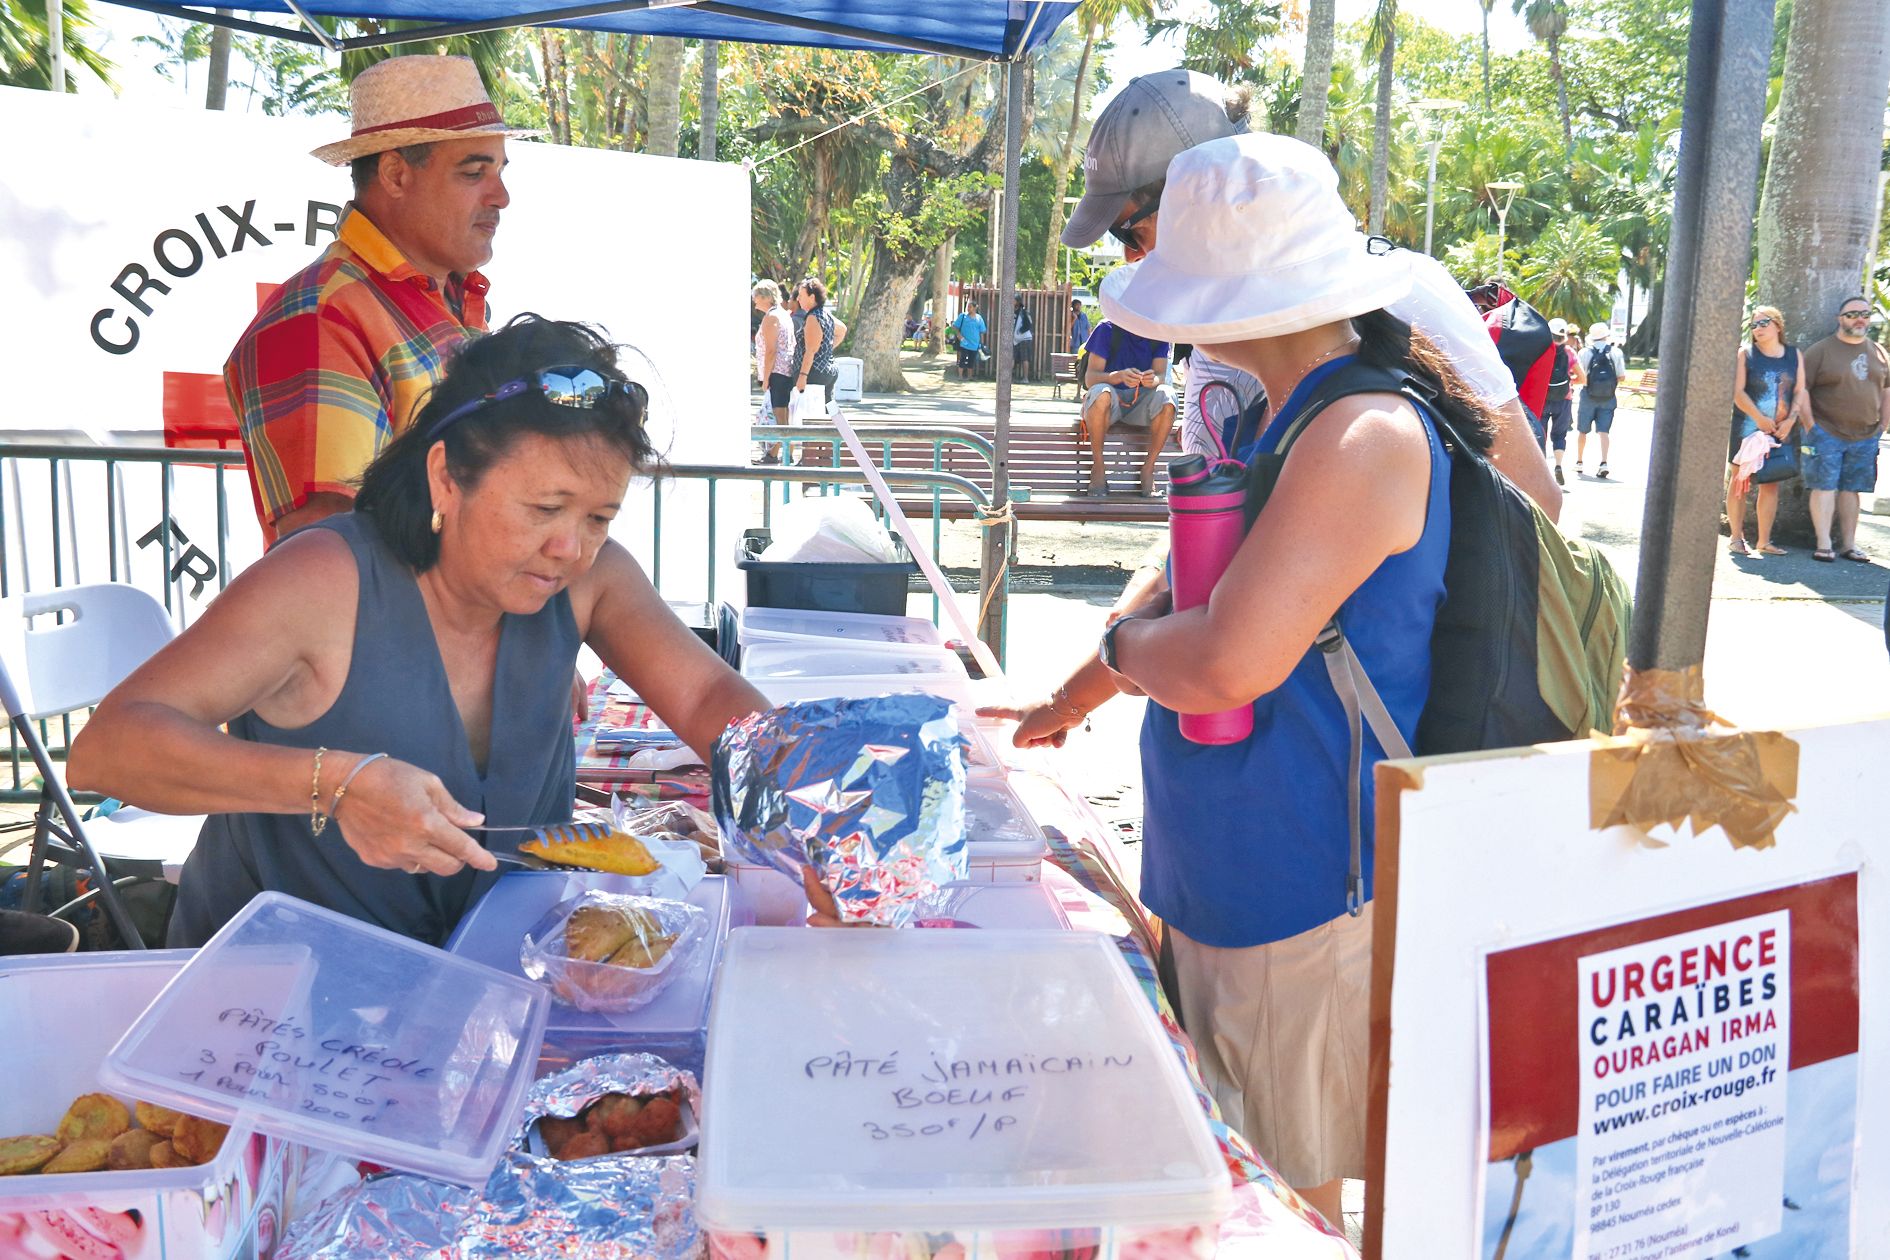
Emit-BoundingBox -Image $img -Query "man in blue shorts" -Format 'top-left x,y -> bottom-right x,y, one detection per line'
1575,323 -> 1626,478
1798,297 -> 1890,562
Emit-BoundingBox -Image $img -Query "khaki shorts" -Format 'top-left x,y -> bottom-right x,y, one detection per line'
1082,382 -> 1174,429
1166,904 -> 1374,1187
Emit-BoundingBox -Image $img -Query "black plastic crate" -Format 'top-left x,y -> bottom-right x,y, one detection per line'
735,527 -> 917,616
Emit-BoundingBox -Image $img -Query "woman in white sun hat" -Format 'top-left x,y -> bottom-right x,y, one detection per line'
1023,132 -> 1500,1221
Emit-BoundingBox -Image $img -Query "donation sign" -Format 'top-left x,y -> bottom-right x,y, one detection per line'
1477,874 -> 1859,1259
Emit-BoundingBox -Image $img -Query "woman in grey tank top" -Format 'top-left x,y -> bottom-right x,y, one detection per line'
70,317 -> 769,946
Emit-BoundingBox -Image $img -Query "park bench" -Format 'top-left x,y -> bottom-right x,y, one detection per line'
1620,367 -> 1659,403
1050,353 -> 1081,400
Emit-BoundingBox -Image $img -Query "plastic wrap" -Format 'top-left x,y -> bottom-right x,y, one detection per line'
1590,663 -> 1800,849
711,695 -> 968,926
521,892 -> 709,1013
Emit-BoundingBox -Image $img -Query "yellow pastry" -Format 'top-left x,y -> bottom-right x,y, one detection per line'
564,905 -> 637,962
521,824 -> 660,877
607,932 -> 677,970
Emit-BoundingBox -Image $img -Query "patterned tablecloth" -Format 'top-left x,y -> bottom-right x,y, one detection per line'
575,676 -> 1357,1257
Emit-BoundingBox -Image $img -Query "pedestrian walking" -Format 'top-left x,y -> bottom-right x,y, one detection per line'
1575,322 -> 1626,479
1798,297 -> 1890,563
1012,295 -> 1035,381
1541,318 -> 1586,486
952,302 -> 987,381
1725,306 -> 1799,556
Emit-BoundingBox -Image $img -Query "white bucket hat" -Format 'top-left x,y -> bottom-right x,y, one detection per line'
1100,133 -> 1411,343
312,55 -> 541,166
1588,322 -> 1614,343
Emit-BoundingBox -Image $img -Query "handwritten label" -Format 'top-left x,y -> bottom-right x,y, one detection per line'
801,1047 -> 1138,1144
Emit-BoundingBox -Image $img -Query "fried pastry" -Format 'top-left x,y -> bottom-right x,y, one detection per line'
148,1141 -> 189,1170
557,1130 -> 608,1160
621,1095 -> 682,1149
585,1094 -> 644,1141
607,932 -> 678,970
522,824 -> 659,876
564,905 -> 638,962
44,1140 -> 110,1174
56,1095 -> 130,1145
0,1135 -> 60,1176
172,1115 -> 229,1164
134,1101 -> 182,1138
107,1129 -> 164,1171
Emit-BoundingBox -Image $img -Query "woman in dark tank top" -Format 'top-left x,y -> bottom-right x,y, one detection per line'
70,316 -> 770,946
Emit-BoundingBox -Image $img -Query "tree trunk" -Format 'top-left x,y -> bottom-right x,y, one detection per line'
1756,0 -> 1890,542
857,239 -> 932,392
205,17 -> 231,109
539,31 -> 571,146
1369,24 -> 1395,234
1626,278 -> 1662,358
644,36 -> 685,157
929,235 -> 954,358
1548,31 -> 1573,158
789,151 -> 835,284
699,39 -> 718,160
1041,21 -> 1098,282
1479,3 -> 1492,112
1297,0 -> 1337,148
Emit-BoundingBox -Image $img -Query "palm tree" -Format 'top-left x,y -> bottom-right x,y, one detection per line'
1366,0 -> 1397,235
134,17 -> 210,95
1515,216 -> 1617,325
644,35 -> 685,157
1,0 -> 112,89
206,18 -> 232,109
1475,0 -> 1495,112
1755,0 -> 1890,539
1512,0 -> 1572,157
1041,0 -> 1151,285
1296,0 -> 1337,147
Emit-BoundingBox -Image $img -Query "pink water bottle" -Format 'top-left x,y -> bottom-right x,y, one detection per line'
1168,453 -> 1254,744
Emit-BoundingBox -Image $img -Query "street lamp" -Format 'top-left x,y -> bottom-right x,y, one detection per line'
1486,180 -> 1524,286
1412,98 -> 1465,257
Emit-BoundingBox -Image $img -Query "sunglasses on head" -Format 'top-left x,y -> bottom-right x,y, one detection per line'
1108,198 -> 1160,250
426,365 -> 648,442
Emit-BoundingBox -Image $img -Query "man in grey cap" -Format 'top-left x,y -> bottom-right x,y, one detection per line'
1062,68 -> 1560,521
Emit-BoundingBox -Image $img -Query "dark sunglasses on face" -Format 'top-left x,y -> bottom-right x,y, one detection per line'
426,365 -> 648,441
1840,309 -> 1872,320
1751,317 -> 1775,327
1109,199 -> 1160,250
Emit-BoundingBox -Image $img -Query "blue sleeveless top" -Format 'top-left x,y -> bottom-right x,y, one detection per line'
1138,357 -> 1451,948
168,513 -> 580,947
1734,344 -> 1797,447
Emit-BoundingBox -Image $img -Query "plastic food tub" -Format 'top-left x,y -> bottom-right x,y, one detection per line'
965,779 -> 1048,881
0,950 -> 295,1260
739,607 -> 946,651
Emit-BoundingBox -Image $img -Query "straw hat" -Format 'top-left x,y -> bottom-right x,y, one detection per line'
312,55 -> 540,166
1101,133 -> 1411,343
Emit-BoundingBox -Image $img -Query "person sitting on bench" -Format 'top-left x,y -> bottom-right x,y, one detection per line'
1080,319 -> 1178,495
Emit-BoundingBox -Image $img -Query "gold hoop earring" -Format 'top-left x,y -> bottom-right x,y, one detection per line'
430,510 -> 444,534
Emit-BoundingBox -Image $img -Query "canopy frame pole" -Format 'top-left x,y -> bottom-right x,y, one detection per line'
282,0 -> 342,50
980,55 -> 1024,661
1629,0 -> 1777,672
97,0 -> 326,44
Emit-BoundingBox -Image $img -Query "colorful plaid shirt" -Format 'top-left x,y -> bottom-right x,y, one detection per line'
224,206 -> 489,540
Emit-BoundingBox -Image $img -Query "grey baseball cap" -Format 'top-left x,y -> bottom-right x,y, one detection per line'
1061,68 -> 1246,248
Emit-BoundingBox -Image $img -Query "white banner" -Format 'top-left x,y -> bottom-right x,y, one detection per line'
1574,911 -> 1792,1259
0,86 -> 751,612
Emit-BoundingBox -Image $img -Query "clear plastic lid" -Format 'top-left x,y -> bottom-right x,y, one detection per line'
100,893 -> 548,1187
741,641 -> 967,682
755,673 -> 976,710
964,780 -> 1044,854
915,882 -> 1070,931
740,607 -> 945,649
698,929 -> 1230,1233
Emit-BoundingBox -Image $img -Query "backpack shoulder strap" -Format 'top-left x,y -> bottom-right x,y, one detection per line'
1108,323 -> 1123,369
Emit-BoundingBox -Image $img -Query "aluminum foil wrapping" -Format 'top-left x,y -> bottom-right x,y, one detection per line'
458,1150 -> 699,1260
711,695 -> 968,926
278,1173 -> 473,1260
520,1052 -> 704,1143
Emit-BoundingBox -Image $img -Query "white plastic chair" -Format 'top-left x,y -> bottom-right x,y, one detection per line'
0,583 -> 202,948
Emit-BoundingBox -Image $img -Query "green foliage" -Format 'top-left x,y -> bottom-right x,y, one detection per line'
1,0 -> 112,90
1515,215 -> 1618,325
1442,233 -> 1516,288
1150,0 -> 1283,86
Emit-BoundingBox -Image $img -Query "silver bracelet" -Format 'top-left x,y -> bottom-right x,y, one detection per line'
328,752 -> 390,821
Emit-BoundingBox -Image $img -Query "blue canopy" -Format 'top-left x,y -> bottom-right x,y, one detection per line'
101,0 -> 1079,59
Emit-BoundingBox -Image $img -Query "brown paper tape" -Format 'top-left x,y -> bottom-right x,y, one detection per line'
1589,664 -> 1799,849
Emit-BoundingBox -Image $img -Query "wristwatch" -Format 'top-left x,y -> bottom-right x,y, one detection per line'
1098,616 -> 1135,673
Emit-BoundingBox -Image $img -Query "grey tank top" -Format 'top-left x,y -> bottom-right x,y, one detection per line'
168,513 -> 579,947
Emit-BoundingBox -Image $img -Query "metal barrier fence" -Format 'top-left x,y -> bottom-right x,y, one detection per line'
0,440 -> 1001,798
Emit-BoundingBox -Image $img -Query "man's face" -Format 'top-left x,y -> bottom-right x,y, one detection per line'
1838,303 -> 1872,338
382,136 -> 510,277
1109,198 -> 1158,262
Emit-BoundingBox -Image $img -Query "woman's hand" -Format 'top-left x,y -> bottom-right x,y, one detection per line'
331,756 -> 497,876
977,698 -> 1083,749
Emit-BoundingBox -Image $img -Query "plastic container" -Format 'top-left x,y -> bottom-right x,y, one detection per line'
0,950 -> 294,1259
520,891 -> 711,1014
742,640 -> 967,684
725,861 -> 810,927
101,892 -> 549,1187
736,528 -> 916,617
965,780 -> 1047,881
915,881 -> 1070,930
739,606 -> 945,650
446,872 -> 732,1080
755,671 -> 976,712
699,930 -> 1230,1260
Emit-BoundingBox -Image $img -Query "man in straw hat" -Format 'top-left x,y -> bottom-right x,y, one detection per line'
225,54 -> 536,542
1058,67 -> 1559,520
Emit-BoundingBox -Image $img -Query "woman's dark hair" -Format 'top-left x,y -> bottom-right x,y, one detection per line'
355,314 -> 662,571
798,277 -> 828,308
1353,308 -> 1500,453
